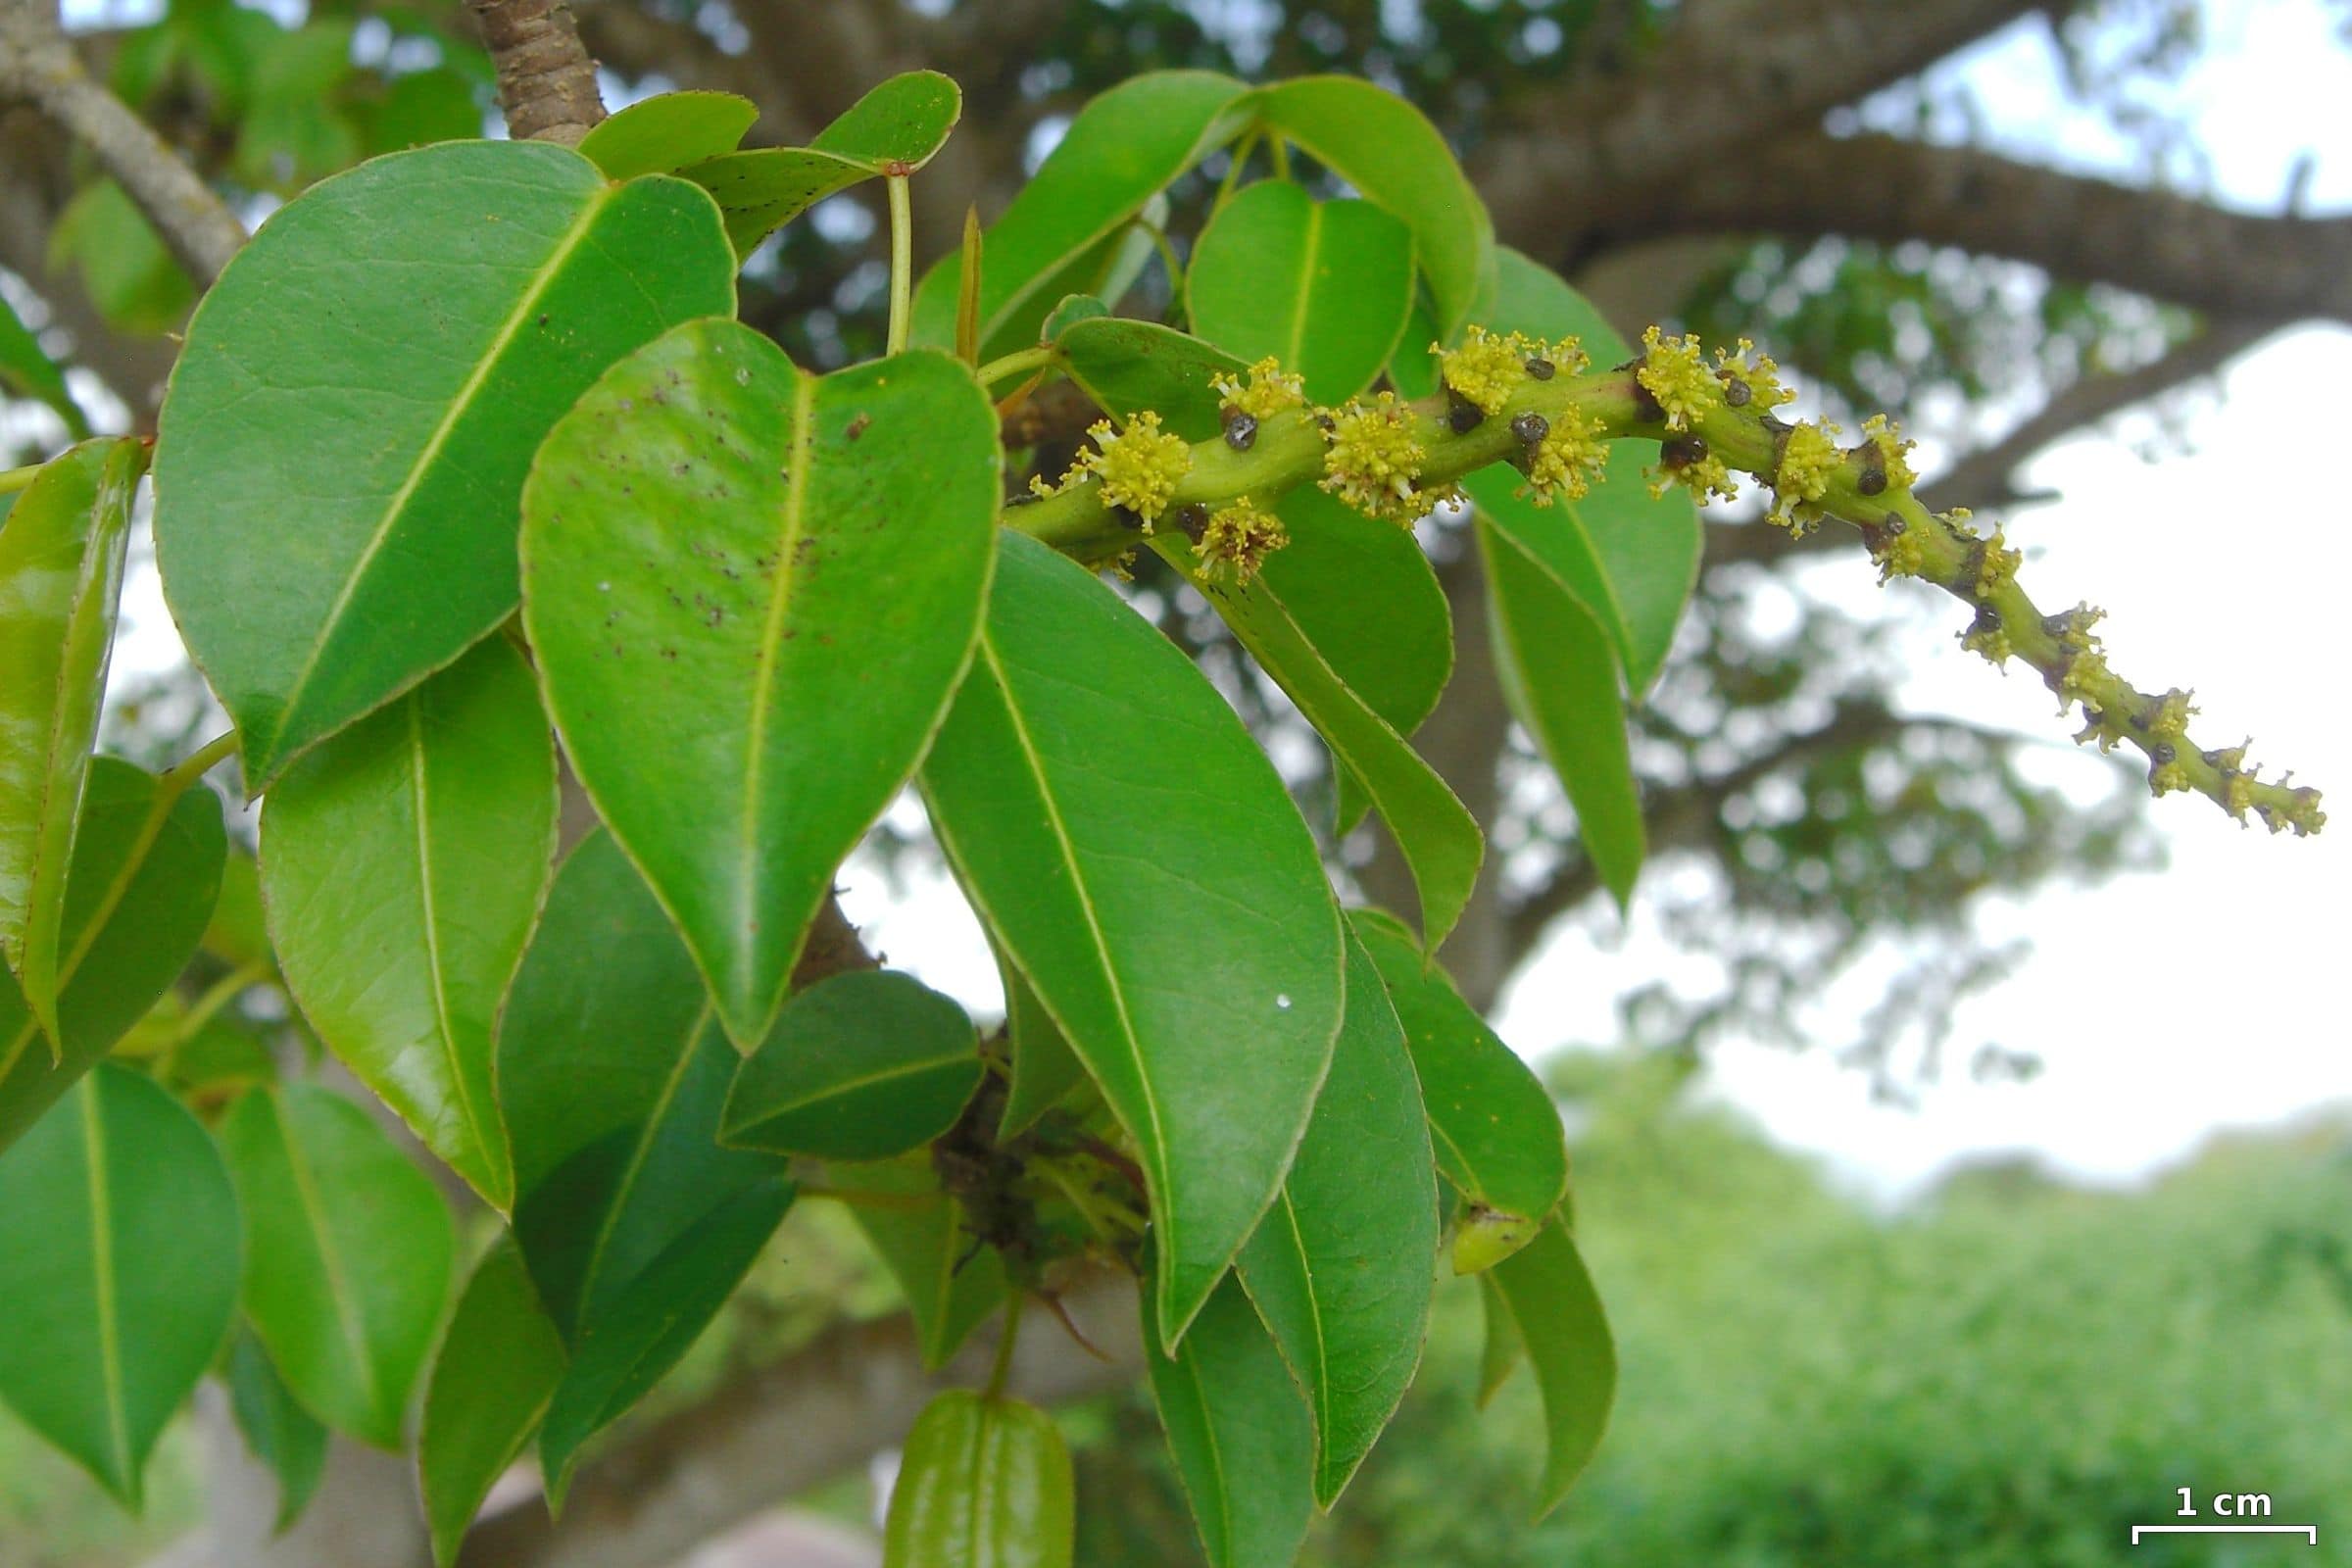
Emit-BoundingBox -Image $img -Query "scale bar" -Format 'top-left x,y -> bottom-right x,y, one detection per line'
2132,1525 -> 2318,1544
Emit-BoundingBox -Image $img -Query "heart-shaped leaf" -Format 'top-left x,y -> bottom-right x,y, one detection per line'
0,1064 -> 240,1506
224,1326 -> 329,1533
1142,1276 -> 1313,1568
1187,180 -> 1415,405
682,71 -> 961,253
419,1237 -> 567,1565
262,635 -> 556,1209
884,1389 -> 1074,1568
1489,1217 -> 1616,1517
219,1084 -> 456,1447
1477,516 -> 1644,907
497,832 -> 793,1490
1348,909 -> 1565,1274
0,759 -> 226,1152
721,969 -> 980,1161
839,1156 -> 1006,1372
922,530 -> 1343,1348
0,437 -> 144,1046
154,139 -> 735,787
522,322 -> 999,1051
577,89 -> 757,180
1237,930 -> 1438,1506
1246,76 -> 1495,336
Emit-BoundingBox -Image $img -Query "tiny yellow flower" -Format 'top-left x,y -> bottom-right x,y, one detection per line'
1196,497 -> 1290,583
1074,411 -> 1191,526
2057,647 -> 2110,711
1770,418 -> 1842,533
1637,325 -> 1718,431
1320,392 -> 1428,524
2151,760 -> 2192,797
1975,528 -> 2022,596
1960,618 -> 2012,666
2225,772 -> 2256,819
2147,688 -> 2196,741
1712,338 -> 1796,411
1648,437 -> 1738,504
1859,413 -> 1919,492
1517,407 -> 1609,506
1210,357 -> 1307,421
1872,517 -> 1929,580
1437,326 -> 1530,416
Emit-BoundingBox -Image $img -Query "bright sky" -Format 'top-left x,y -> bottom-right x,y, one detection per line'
92,0 -> 2352,1204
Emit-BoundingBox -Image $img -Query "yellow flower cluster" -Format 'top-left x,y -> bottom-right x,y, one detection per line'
1031,411 -> 1192,526
1872,517 -> 1929,580
1637,326 -> 1718,431
1770,418 -> 1842,533
1320,392 -> 1428,524
2145,688 -> 2197,740
1860,413 -> 1919,492
1211,358 -> 1306,421
1960,619 -> 2013,665
1649,439 -> 1738,504
1517,407 -> 1609,506
1712,338 -> 1796,412
2057,646 -> 2111,712
1196,497 -> 1290,583
1435,326 -> 1589,416
1975,526 -> 2022,596
2151,758 -> 2193,796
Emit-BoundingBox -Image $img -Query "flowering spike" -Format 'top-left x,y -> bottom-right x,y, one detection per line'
1770,418 -> 1842,533
1070,411 -> 1191,527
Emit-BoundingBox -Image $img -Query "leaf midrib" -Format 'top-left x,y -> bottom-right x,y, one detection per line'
574,1004 -> 710,1331
407,694 -> 496,1199
740,1049 -> 969,1125
272,1093 -> 386,1425
80,1078 -> 132,1493
1281,200 -> 1324,376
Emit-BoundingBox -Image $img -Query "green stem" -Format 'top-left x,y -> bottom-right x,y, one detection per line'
976,345 -> 1058,390
0,463 -> 42,496
885,173 -> 914,357
162,730 -> 241,802
1211,128 -> 1260,215
154,958 -> 272,1080
1268,134 -> 1292,180
984,1290 -> 1026,1400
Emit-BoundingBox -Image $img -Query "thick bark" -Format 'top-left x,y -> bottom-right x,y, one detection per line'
468,0 -> 605,144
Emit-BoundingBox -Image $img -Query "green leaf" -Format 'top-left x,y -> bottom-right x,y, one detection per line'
884,1389 -> 1073,1568
225,1326 -> 329,1533
577,90 -> 757,180
721,969 -> 980,1161
0,759 -> 226,1152
1037,293 -> 1108,342
998,958 -> 1087,1139
1348,909 -> 1565,1275
201,848 -> 270,969
419,1238 -> 566,1566
522,323 -> 998,1050
0,1064 -> 240,1506
48,180 -> 193,334
154,140 -> 735,787
497,832 -> 794,1490
1236,930 -> 1437,1506
1464,249 -> 1699,696
1475,1270 -> 1525,1407
912,72 -> 1250,359
262,635 -> 554,1208
1159,540 -> 1480,956
840,1155 -> 1005,1371
1476,516 -> 1644,908
1246,76 -> 1495,336
1186,181 -> 1415,405
921,530 -> 1343,1348
0,438 -> 144,1044
218,1084 -> 456,1447
1489,1218 -> 1616,1516
0,290 -> 88,435
1142,1276 -> 1314,1568
1053,316 -> 1239,439
682,71 -> 960,253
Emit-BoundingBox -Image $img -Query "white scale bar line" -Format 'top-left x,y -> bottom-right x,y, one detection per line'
2132,1525 -> 2319,1544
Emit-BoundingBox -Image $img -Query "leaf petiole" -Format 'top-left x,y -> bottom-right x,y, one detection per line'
886,173 -> 914,356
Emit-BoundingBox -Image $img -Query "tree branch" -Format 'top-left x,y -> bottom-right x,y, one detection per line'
0,0 -> 244,285
468,0 -> 605,145
1632,131 -> 2352,323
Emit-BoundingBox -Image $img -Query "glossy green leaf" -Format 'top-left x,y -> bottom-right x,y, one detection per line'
721,969 -> 981,1161
498,832 -> 794,1489
1476,1270 -> 1525,1407
884,1389 -> 1073,1568
154,139 -> 735,787
522,322 -> 998,1050
1187,181 -> 1414,404
922,530 -> 1343,1348
1247,76 -> 1494,336
419,1238 -> 567,1566
48,180 -> 192,335
1348,909 -> 1565,1274
0,1064 -> 240,1506
225,1326 -> 328,1533
840,1155 -> 1005,1371
1465,249 -> 1700,696
1477,516 -> 1645,908
0,759 -> 226,1152
683,71 -> 960,253
913,72 -> 1250,359
201,848 -> 270,969
1161,538 -> 1480,956
219,1084 -> 455,1447
0,291 -> 87,435
1237,931 -> 1436,1506
0,438 -> 144,1045
1037,293 -> 1108,342
577,90 -> 757,179
262,635 -> 555,1208
1489,1218 -> 1617,1516
1054,316 -> 1238,440
1143,1276 -> 1314,1568
998,958 -> 1087,1138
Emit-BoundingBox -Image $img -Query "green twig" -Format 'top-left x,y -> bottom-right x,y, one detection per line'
983,1290 -> 1025,1400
